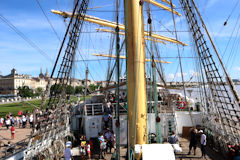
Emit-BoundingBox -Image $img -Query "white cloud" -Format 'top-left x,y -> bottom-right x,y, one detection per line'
189,70 -> 199,76
0,15 -> 64,32
162,16 -> 185,29
206,0 -> 219,9
210,32 -> 232,38
167,73 -> 175,79
176,72 -> 187,78
235,67 -> 240,71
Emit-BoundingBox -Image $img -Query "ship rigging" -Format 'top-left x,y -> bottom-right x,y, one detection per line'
0,0 -> 240,160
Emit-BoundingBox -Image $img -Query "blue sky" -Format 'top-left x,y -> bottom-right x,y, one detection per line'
0,0 -> 240,82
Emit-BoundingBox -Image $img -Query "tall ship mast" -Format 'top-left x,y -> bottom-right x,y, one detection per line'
125,0 -> 147,158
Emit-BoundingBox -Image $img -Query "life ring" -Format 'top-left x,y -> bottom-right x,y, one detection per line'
177,101 -> 186,109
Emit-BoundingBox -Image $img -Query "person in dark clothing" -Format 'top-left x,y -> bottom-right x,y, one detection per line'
188,128 -> 198,155
36,122 -> 40,131
168,131 -> 178,144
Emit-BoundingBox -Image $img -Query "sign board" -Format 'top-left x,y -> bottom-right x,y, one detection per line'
142,144 -> 175,160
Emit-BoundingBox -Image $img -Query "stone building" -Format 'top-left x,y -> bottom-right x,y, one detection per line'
0,68 -> 98,96
0,68 -> 50,96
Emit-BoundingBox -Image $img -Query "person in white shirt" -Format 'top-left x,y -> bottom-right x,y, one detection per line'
5,118 -> 11,130
64,141 -> 74,160
87,142 -> 91,159
199,130 -> 207,158
29,114 -> 34,128
104,100 -> 112,114
0,117 -> 4,128
22,115 -> 27,128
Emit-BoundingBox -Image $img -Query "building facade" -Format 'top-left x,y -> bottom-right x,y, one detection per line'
0,68 -> 99,96
0,68 -> 50,96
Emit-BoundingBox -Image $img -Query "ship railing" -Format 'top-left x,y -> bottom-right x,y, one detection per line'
84,102 -> 128,116
83,100 -> 178,116
84,103 -> 104,116
0,137 -> 29,159
147,100 -> 165,113
111,102 -> 128,116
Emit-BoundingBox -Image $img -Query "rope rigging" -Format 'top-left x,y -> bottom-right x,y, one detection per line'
223,0 -> 240,26
170,0 -> 194,126
34,0 -> 62,41
0,14 -> 53,62
180,0 -> 240,147
114,0 -> 121,159
146,2 -> 162,143
3,1 -> 240,159
24,0 -> 90,159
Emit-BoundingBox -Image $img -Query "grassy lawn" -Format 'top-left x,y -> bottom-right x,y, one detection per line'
0,99 -> 43,117
0,95 -> 90,117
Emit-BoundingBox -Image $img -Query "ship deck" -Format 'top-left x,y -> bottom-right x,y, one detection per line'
0,127 -> 226,160
175,137 -> 225,160
71,137 -> 225,160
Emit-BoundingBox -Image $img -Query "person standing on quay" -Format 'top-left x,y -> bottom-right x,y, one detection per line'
5,117 -> 11,130
10,125 -> 15,140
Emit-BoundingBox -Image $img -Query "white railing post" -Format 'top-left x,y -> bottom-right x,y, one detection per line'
102,104 -> 104,113
85,105 -> 87,116
92,104 -> 94,115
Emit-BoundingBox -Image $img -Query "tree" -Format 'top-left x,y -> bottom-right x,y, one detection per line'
75,86 -> 83,94
18,86 -> 34,98
66,85 -> 75,95
35,87 -> 43,97
88,84 -> 100,92
89,84 -> 96,92
50,84 -> 62,95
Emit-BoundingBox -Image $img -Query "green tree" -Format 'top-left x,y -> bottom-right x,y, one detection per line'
75,86 -> 83,94
88,84 -> 100,92
50,84 -> 62,94
18,86 -> 34,98
35,87 -> 43,96
96,84 -> 101,90
88,84 -> 96,91
66,85 -> 75,95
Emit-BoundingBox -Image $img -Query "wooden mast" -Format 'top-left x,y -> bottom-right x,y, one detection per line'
124,0 -> 147,158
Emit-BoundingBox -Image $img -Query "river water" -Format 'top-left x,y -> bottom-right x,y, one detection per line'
168,84 -> 240,103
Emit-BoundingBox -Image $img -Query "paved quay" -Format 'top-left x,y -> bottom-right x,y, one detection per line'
0,126 -> 31,158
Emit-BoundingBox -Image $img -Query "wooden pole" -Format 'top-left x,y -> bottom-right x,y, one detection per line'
124,0 -> 147,159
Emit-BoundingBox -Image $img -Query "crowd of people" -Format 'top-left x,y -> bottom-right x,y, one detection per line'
102,95 -> 115,130
228,144 -> 240,160
78,135 -> 91,159
107,92 -> 127,104
0,111 -> 34,130
168,128 -> 207,158
187,128 -> 207,158
98,128 -> 116,159
189,128 -> 240,160
64,129 -> 116,160
0,111 -> 35,141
